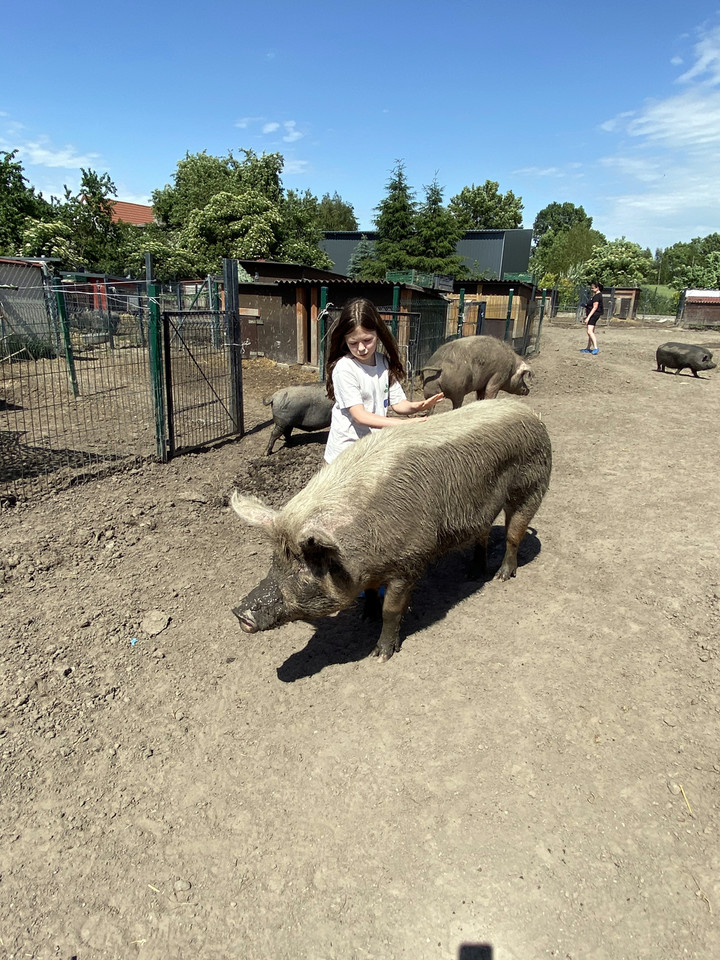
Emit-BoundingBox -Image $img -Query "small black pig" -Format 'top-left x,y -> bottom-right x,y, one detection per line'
656,342 -> 716,378
231,398 -> 552,662
263,383 -> 333,455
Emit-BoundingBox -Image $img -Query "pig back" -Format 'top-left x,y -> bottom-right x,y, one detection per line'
656,342 -> 715,371
267,383 -> 333,430
278,398 -> 551,579
423,336 -> 525,397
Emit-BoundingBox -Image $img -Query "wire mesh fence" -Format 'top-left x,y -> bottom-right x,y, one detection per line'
1,285 -> 158,503
1,274 -> 540,503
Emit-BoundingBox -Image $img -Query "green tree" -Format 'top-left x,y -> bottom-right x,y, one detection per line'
0,150 -> 54,255
659,232 -> 720,289
179,190 -> 282,275
277,189 -> 333,268
372,160 -> 417,275
153,149 -> 284,229
532,201 -> 592,244
117,223 -> 196,282
582,238 -> 654,287
57,168 -> 127,272
448,180 -> 523,229
317,191 -> 358,231
346,235 -> 377,279
412,177 -> 465,277
675,250 -> 720,289
530,223 -> 605,286
21,218 -> 86,268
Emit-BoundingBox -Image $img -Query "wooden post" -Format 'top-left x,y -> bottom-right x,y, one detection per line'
504,288 -> 515,342
309,286 -> 319,367
296,287 -> 307,364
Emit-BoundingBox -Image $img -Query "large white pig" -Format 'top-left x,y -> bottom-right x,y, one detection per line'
231,397 -> 551,662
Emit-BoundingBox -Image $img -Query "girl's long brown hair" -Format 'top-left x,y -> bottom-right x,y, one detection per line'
325,298 -> 405,402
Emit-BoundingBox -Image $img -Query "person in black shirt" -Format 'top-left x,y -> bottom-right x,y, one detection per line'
581,282 -> 604,355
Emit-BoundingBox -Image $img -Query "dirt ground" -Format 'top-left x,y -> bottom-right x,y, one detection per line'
1,321 -> 719,960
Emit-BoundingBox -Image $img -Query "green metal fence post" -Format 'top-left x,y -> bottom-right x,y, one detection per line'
392,285 -> 400,338
223,258 -> 244,437
504,288 -> 515,342
318,285 -> 328,382
536,289 -> 547,353
147,282 -> 168,461
54,281 -> 79,397
457,288 -> 465,338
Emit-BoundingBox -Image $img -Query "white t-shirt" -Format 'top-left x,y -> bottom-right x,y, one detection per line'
324,353 -> 406,463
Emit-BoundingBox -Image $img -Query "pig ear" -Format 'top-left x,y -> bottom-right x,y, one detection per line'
298,525 -> 349,579
230,491 -> 278,529
297,523 -> 340,556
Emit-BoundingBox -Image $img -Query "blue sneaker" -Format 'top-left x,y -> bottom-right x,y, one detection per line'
591,348 -> 599,355
580,348 -> 591,353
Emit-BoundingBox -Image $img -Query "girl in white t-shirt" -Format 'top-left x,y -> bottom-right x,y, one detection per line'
324,298 -> 444,463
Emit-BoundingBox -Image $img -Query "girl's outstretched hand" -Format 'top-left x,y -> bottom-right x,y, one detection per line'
414,392 -> 445,412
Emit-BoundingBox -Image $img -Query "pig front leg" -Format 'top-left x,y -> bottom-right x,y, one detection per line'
372,579 -> 415,663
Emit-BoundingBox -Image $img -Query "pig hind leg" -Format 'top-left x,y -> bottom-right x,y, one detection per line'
495,496 -> 541,582
373,579 -> 416,662
265,423 -> 287,455
467,528 -> 491,579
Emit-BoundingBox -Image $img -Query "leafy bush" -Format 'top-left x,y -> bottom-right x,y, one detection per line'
2,334 -> 57,362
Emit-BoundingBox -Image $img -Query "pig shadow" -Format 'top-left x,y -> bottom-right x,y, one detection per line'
654,369 -> 713,379
276,525 -> 541,681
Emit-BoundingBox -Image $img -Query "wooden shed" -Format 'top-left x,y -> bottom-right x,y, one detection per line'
446,279 -> 536,343
679,289 -> 720,328
231,261 -> 449,366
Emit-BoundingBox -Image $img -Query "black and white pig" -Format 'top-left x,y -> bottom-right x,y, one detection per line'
421,335 -> 532,409
655,342 -> 716,378
263,383 -> 333,455
231,398 -> 552,662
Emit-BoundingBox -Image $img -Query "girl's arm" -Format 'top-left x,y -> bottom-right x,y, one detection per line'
347,404 -> 428,428
390,392 -> 444,415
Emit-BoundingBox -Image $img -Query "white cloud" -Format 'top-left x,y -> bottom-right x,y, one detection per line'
627,90 -> 720,148
236,116 -> 263,129
283,159 -> 309,175
678,24 -> 720,84
513,165 -> 583,179
282,121 -> 303,143
600,111 -> 635,132
589,19 -> 720,246
262,122 -> 280,134
15,138 -> 100,169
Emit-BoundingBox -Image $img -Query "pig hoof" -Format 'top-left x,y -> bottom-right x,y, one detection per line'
494,566 -> 517,582
373,647 -> 394,663
372,638 -> 400,662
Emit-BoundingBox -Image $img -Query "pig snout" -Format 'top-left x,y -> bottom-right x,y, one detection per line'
233,573 -> 287,633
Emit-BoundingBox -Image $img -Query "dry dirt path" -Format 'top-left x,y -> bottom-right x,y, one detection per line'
1,322 -> 719,960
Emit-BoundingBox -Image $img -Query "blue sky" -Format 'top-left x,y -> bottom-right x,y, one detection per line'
3,0 -> 720,252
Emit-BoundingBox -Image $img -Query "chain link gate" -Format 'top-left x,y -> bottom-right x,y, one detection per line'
161,310 -> 243,456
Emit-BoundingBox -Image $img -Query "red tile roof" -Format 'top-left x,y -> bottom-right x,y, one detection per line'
111,201 -> 154,226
